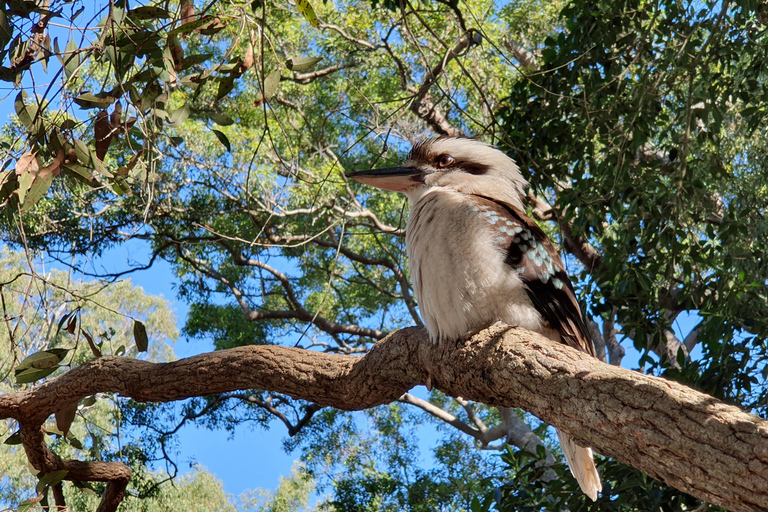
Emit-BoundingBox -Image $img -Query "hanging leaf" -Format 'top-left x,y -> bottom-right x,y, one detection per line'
62,163 -> 94,184
171,103 -> 190,124
180,53 -> 212,70
73,141 -> 93,170
263,69 -> 281,100
37,149 -> 64,180
212,129 -> 231,152
15,151 -> 38,205
133,320 -> 148,352
63,39 -> 79,79
14,91 -> 33,128
198,17 -> 225,35
94,111 -> 113,160
0,9 -> 12,49
81,329 -> 102,357
81,396 -> 97,407
66,432 -> 84,450
207,112 -> 234,126
168,34 -> 184,70
296,0 -> 320,28
17,498 -> 39,512
217,73 -> 237,99
55,402 -> 78,436
22,172 -> 54,211
15,150 -> 38,175
4,431 -> 21,445
241,42 -> 255,71
35,470 -> 69,494
286,56 -> 322,72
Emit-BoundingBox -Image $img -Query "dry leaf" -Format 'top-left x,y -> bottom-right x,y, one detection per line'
94,110 -> 113,161
110,102 -> 122,127
15,151 -> 38,176
241,42 -> 254,72
38,149 -> 64,180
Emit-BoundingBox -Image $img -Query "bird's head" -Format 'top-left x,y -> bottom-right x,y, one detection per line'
348,137 -> 527,208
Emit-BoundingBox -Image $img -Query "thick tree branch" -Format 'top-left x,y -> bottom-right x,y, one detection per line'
2,326 -> 767,512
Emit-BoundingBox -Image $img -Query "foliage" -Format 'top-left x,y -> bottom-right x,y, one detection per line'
0,247 -> 241,509
239,462 -> 319,512
501,0 -> 768,411
1,0 -> 767,510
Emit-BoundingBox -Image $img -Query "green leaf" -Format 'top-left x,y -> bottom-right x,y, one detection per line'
16,349 -> 69,371
73,139 -> 93,167
36,470 -> 68,494
74,92 -> 117,109
217,74 -> 236,99
21,172 -> 54,211
212,129 -> 231,152
169,15 -> 217,36
129,6 -> 171,19
180,53 -> 213,70
15,366 -> 58,384
62,163 -> 94,184
133,319 -> 148,352
14,90 -> 32,128
0,65 -> 21,82
207,112 -> 234,126
81,395 -> 97,407
17,169 -> 34,205
4,430 -> 21,445
171,103 -> 190,124
0,9 -> 13,53
17,498 -> 38,512
296,0 -> 320,28
676,346 -> 686,369
263,69 -> 281,100
286,56 -> 322,72
63,39 -> 79,79
66,432 -> 84,450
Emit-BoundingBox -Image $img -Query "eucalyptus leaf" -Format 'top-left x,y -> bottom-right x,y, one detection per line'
212,129 -> 231,152
286,56 -> 322,72
133,319 -> 148,352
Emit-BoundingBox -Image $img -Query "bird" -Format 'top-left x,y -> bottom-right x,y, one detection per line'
347,136 -> 602,501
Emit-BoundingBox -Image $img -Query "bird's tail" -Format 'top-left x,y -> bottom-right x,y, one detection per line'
556,429 -> 601,501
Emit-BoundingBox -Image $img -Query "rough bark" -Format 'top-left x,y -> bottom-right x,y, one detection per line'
2,325 -> 767,512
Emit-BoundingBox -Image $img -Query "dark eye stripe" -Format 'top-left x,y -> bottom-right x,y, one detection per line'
460,160 -> 490,175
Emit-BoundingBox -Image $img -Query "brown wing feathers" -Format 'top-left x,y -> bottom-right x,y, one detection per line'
471,195 -> 596,357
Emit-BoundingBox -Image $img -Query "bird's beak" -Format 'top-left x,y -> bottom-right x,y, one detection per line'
346,166 -> 424,193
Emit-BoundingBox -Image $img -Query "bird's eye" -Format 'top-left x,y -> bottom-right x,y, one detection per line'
437,155 -> 455,168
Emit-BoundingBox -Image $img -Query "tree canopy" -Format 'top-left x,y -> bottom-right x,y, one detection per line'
1,0 -> 768,511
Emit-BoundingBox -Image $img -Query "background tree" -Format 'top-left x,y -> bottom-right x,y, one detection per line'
0,0 -> 767,510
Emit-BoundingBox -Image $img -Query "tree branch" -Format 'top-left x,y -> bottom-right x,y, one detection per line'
2,326 -> 767,512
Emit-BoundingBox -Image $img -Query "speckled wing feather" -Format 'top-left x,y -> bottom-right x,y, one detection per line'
470,195 -> 596,357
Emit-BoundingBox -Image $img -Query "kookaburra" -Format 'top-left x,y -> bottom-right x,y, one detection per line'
348,137 -> 602,500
